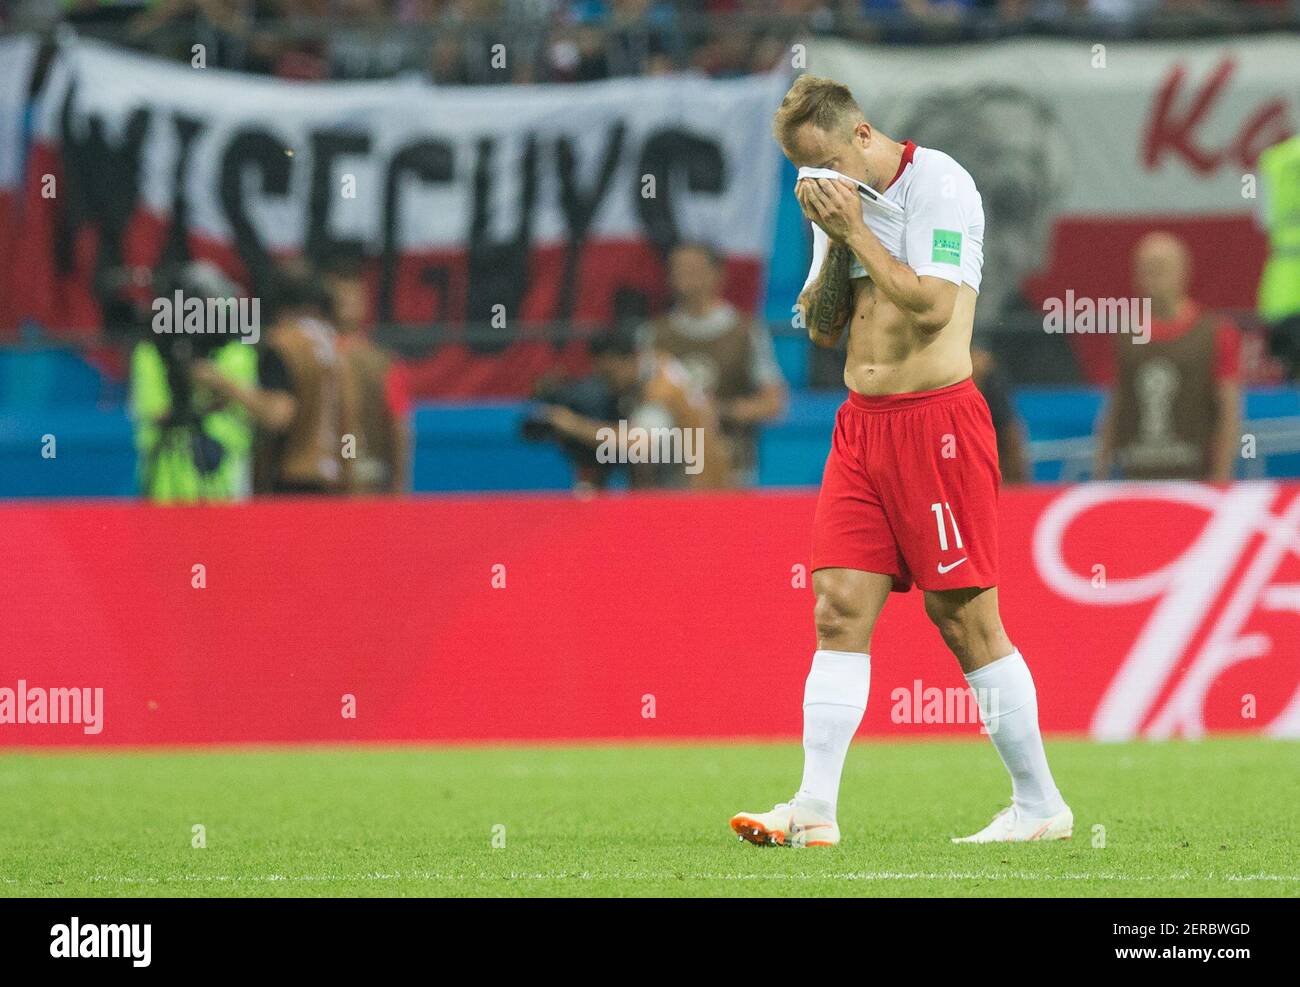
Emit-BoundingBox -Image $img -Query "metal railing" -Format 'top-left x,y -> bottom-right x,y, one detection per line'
1028,417 -> 1300,481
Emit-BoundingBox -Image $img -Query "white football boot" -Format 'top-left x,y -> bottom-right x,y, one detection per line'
951,803 -> 1073,844
730,800 -> 840,848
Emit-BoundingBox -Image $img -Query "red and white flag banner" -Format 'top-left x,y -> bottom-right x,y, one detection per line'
0,39 -> 788,350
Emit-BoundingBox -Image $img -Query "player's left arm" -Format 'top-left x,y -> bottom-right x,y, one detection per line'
846,226 -> 957,334
802,178 -> 957,333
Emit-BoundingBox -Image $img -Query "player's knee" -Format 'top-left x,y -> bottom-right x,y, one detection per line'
924,595 -> 1005,663
814,582 -> 868,647
930,613 -> 973,659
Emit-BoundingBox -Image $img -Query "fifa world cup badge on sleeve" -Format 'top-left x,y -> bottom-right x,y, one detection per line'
932,229 -> 963,266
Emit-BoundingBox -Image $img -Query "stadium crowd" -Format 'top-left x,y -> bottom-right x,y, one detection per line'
4,0 -> 1297,81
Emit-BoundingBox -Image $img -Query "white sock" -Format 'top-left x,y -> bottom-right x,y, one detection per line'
795,649 -> 870,820
964,650 -> 1067,818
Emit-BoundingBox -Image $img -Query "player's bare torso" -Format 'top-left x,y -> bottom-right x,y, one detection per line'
843,278 -> 978,396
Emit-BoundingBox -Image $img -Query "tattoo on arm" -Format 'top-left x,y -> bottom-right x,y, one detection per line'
800,242 -> 852,348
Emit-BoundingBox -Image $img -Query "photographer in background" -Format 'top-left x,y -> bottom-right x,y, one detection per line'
129,261 -> 259,502
185,266 -> 354,495
971,346 -> 1030,484
526,323 -> 733,491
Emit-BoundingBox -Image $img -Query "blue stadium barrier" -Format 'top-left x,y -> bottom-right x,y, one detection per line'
412,402 -> 574,492
1017,387 -> 1300,481
757,390 -> 839,487
0,349 -> 106,409
0,408 -> 137,498
3,384 -> 1300,498
770,335 -> 809,390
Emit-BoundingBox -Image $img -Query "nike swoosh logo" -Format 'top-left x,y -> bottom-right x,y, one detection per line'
937,558 -> 968,574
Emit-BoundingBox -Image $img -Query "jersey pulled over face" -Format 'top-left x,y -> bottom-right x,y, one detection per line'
803,142 -> 986,295
802,142 -> 987,396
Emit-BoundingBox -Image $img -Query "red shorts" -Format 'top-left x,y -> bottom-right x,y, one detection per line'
811,377 -> 1000,593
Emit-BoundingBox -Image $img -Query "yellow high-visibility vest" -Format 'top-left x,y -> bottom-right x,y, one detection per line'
1259,135 -> 1300,322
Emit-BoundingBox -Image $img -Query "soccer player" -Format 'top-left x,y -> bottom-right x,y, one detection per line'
730,76 -> 1071,847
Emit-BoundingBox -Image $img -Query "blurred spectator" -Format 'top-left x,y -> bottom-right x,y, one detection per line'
1260,133 -> 1300,384
971,347 -> 1030,483
329,0 -> 418,79
606,0 -> 681,76
323,260 -> 411,494
243,268 -> 355,494
861,0 -> 973,26
429,0 -> 510,84
531,323 -> 734,490
1010,0 -> 1164,24
1093,231 -> 1241,482
128,0 -> 260,71
55,0 -> 151,27
430,34 -> 473,83
498,0 -> 563,82
547,20 -> 611,81
130,261 -> 258,502
691,23 -> 751,77
747,33 -> 789,74
649,242 -> 787,485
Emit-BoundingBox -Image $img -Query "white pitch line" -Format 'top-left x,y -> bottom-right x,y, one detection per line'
0,870 -> 1284,886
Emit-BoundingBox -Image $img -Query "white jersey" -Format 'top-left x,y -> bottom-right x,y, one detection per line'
802,142 -> 985,294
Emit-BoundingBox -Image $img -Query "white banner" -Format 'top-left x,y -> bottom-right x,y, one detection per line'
0,35 -> 36,190
42,41 -> 786,255
809,36 -> 1299,318
810,35 -> 1299,216
14,39 -> 788,329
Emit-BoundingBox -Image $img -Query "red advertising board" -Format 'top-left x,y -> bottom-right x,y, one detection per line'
2,484 -> 1298,746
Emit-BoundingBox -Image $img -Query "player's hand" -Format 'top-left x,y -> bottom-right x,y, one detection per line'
799,178 -> 863,242
542,404 -> 581,436
794,181 -> 824,228
794,180 -> 839,238
642,365 -> 679,406
190,359 -> 230,395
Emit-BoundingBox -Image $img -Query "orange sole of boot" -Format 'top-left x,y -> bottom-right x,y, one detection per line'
730,816 -> 836,847
731,815 -> 786,846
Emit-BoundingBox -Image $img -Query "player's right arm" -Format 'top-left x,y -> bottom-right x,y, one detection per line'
797,220 -> 853,349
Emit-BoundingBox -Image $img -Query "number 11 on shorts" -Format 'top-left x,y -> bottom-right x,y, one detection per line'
930,501 -> 964,552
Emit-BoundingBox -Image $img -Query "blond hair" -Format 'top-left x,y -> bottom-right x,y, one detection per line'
772,75 -> 863,148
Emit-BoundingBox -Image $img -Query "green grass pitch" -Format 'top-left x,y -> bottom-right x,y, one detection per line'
1,737 -> 1295,897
